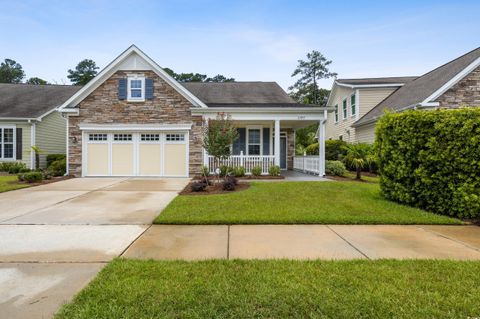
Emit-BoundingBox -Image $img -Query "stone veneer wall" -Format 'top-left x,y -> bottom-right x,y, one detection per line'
436,66 -> 480,108
68,70 -> 203,177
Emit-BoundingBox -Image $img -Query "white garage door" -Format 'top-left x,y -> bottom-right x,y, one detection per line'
84,132 -> 188,177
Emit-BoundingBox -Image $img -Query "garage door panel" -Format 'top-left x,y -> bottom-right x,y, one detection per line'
112,144 -> 134,176
139,144 -> 161,176
87,144 -> 109,175
164,144 -> 187,176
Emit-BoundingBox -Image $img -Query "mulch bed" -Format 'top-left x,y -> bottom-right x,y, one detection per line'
193,175 -> 284,180
180,181 -> 250,195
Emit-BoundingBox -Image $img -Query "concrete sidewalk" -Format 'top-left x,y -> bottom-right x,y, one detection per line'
123,224 -> 480,260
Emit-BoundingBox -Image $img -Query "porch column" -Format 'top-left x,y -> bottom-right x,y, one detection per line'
319,119 -> 326,176
274,119 -> 280,166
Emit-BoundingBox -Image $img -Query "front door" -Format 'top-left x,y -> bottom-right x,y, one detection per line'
280,136 -> 287,169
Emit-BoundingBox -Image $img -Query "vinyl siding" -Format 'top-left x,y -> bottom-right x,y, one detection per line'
355,123 -> 376,144
36,111 -> 66,168
326,86 -> 398,143
325,86 -> 356,142
0,120 -> 32,168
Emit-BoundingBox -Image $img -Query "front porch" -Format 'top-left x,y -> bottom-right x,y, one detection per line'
203,117 -> 326,176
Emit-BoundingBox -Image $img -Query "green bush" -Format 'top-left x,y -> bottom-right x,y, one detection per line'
325,160 -> 347,176
201,165 -> 210,177
251,166 -> 262,176
232,166 -> 246,177
305,140 -> 348,160
268,165 -> 281,176
376,108 -> 480,219
219,165 -> 234,177
47,158 -> 66,176
46,154 -> 66,167
0,162 -> 27,174
22,171 -> 43,183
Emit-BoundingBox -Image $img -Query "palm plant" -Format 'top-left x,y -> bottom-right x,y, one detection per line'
343,143 -> 374,180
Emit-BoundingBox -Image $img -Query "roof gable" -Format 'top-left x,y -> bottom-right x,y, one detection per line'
354,47 -> 480,127
59,45 -> 207,110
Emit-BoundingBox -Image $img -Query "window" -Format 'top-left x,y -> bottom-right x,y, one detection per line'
247,128 -> 261,155
351,94 -> 356,117
113,134 -> 132,141
342,99 -> 347,119
334,104 -> 339,123
141,134 -> 160,141
127,76 -> 145,101
0,127 -> 15,159
339,135 -> 343,141
166,133 -> 185,142
88,133 -> 108,141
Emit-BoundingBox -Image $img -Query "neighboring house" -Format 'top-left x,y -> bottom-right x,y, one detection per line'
327,46 -> 480,144
58,45 -> 329,177
325,77 -> 417,142
0,84 -> 81,169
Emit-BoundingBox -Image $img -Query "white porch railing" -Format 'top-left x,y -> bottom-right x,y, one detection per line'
207,153 -> 275,175
293,156 -> 320,175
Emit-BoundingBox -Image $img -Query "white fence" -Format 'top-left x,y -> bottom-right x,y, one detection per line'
293,156 -> 320,175
207,154 -> 275,175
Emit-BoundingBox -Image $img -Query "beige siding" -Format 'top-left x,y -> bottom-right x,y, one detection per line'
355,123 -> 376,144
325,86 -> 356,142
36,111 -> 66,168
326,85 -> 397,143
0,120 -> 32,168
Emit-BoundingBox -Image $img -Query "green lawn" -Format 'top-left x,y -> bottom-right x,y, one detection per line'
0,175 -> 29,193
344,171 -> 380,183
56,259 -> 480,319
155,181 -> 461,225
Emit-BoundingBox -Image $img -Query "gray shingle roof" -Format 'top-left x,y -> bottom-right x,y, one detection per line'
182,82 -> 296,104
0,84 -> 82,118
336,76 -> 417,86
354,47 -> 480,127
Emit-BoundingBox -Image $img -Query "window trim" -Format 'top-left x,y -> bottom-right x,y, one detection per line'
246,126 -> 262,156
342,99 -> 348,120
0,125 -> 16,161
350,93 -> 356,118
334,104 -> 339,123
127,76 -> 145,102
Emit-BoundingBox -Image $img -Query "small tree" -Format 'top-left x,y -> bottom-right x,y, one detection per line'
0,59 -> 25,83
202,113 -> 238,181
31,146 -> 43,170
26,77 -> 48,85
343,143 -> 374,180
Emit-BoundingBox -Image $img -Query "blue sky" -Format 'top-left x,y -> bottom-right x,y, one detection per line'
1,0 -> 479,90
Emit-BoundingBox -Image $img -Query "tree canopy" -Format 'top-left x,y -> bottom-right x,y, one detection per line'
289,50 -> 336,105
26,77 -> 48,85
67,59 -> 99,85
164,67 -> 234,83
0,59 -> 25,83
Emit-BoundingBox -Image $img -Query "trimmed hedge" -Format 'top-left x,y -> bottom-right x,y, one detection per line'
376,109 -> 480,219
46,154 -> 66,167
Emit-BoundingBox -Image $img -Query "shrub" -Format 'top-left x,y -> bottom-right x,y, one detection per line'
343,143 -> 375,179
222,179 -> 236,191
305,140 -> 348,160
251,166 -> 262,176
376,108 -> 480,219
219,165 -> 233,177
226,175 -> 238,185
47,158 -> 66,176
201,165 -> 210,177
232,166 -> 245,177
191,181 -> 207,192
0,162 -> 27,174
46,154 -> 66,167
325,160 -> 347,176
22,171 -> 43,183
268,165 -> 281,176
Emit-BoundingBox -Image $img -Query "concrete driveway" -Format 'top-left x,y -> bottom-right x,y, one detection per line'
0,177 -> 188,319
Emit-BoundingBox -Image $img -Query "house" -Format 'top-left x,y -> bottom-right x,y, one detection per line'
327,46 -> 480,143
325,77 -> 417,142
58,45 -> 329,177
0,84 -> 80,168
